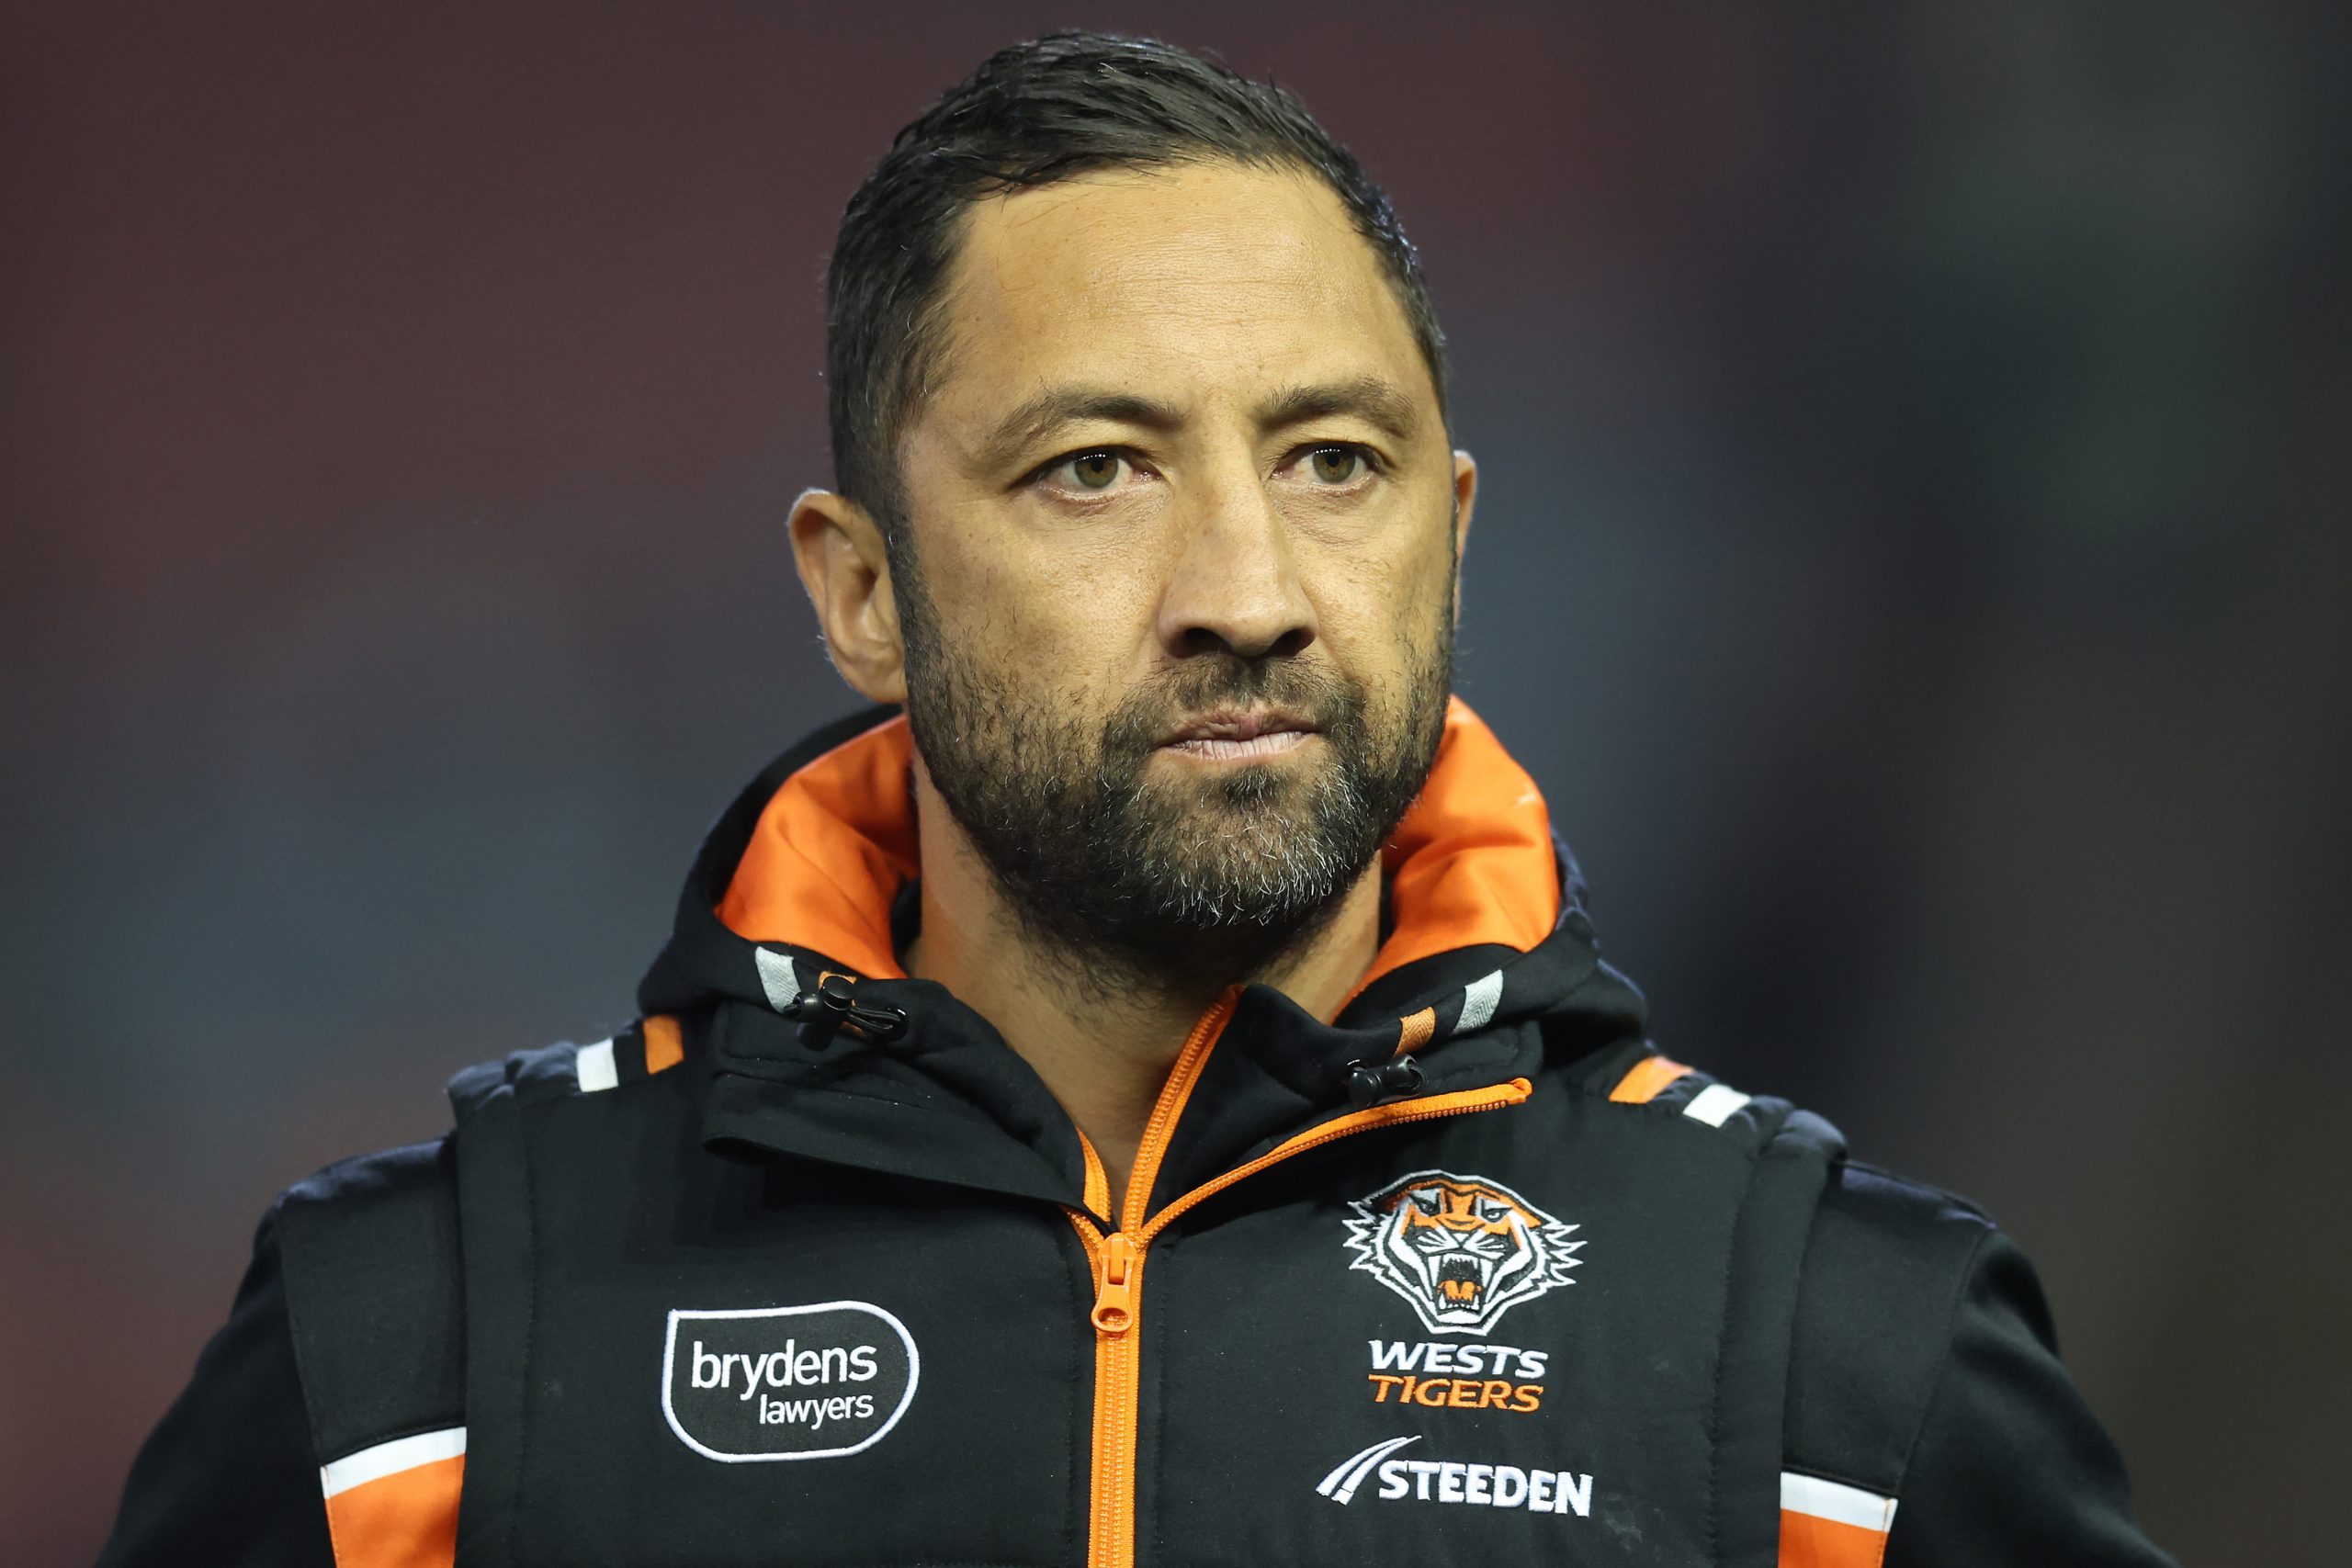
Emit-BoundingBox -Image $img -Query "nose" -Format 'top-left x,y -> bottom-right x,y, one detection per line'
1152,468 -> 1317,661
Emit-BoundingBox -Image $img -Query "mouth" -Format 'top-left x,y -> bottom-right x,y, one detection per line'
1435,1254 -> 1487,1306
1159,707 -> 1320,762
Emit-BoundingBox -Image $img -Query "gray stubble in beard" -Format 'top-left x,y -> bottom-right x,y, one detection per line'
895,535 -> 1455,1000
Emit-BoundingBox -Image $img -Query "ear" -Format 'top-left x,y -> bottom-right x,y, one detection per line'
787,488 -> 907,704
1449,449 -> 1478,625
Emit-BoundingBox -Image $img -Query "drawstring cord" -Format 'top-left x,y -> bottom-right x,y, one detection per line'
784,972 -> 910,1049
1343,1054 -> 1425,1109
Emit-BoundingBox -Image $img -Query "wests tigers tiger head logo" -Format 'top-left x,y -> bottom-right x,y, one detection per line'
1342,1171 -> 1582,1335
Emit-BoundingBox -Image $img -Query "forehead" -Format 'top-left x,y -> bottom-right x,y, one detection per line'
922,160 -> 1434,430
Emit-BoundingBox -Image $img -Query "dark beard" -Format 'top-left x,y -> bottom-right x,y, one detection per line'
895,552 -> 1454,1002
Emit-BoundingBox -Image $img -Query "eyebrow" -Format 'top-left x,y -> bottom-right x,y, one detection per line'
974,374 -> 1423,476
1256,375 -> 1420,443
976,388 -> 1183,475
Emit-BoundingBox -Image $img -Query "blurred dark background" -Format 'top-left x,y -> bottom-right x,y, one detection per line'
4,4 -> 2344,1562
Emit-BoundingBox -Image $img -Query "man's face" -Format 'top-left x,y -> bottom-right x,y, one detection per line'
889,158 -> 1471,987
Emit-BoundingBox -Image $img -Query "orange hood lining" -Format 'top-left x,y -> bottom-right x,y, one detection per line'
715,695 -> 1561,1007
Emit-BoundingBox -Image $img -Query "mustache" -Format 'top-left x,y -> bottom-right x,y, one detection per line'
1101,658 -> 1356,759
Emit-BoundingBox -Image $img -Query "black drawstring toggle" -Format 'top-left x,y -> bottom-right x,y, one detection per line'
1344,1055 -> 1426,1109
784,972 -> 909,1050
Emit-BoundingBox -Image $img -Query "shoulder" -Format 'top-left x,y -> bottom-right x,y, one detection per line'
1787,1160 -> 2174,1565
277,1135 -> 458,1225
98,1199 -> 334,1564
1583,1048 -> 1996,1287
272,1135 -> 463,1354
1581,1055 -> 2013,1487
1786,1160 -> 2007,1493
96,1140 -> 461,1568
268,1138 -> 469,1479
1815,1157 -> 1998,1245
1798,1164 -> 2177,1564
445,1014 -> 695,1117
1575,1053 -> 2132,1553
267,1015 -> 702,1423
1804,1158 -> 2005,1319
277,1013 -> 696,1250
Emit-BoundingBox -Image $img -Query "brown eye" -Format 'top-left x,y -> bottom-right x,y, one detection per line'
1309,446 -> 1363,483
1067,453 -> 1123,490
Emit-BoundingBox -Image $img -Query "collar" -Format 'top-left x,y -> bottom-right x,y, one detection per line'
643,696 -> 1640,1213
713,694 -> 1562,1005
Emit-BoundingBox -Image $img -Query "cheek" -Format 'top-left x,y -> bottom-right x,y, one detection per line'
1390,525 -> 1462,645
925,524 -> 1159,702
1304,526 -> 1453,669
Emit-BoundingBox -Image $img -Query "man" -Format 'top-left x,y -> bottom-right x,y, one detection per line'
102,32 -> 2171,1568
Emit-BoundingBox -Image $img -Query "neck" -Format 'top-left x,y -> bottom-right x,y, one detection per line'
899,767 -> 1383,1216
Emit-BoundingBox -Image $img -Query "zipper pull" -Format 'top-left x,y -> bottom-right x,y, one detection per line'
1091,1231 -> 1136,1334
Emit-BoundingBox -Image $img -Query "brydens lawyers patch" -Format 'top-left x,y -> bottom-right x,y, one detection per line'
1342,1170 -> 1582,1335
662,1301 -> 919,1461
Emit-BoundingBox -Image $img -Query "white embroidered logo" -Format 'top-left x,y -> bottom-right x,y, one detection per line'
1317,1435 -> 1596,1516
661,1301 -> 919,1462
1342,1170 -> 1582,1335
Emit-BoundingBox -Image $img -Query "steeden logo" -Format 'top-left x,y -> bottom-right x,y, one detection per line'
1317,1436 -> 1596,1517
1341,1170 -> 1583,1335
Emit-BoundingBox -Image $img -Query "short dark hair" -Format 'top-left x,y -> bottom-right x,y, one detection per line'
825,30 -> 1448,542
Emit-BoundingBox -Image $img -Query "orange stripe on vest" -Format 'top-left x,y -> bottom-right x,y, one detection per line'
1778,1507 -> 1892,1568
323,1454 -> 462,1568
1609,1055 -> 1692,1104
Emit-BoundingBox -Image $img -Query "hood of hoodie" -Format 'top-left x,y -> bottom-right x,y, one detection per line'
638,696 -> 1648,1219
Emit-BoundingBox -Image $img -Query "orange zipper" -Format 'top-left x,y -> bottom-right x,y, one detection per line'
1061,987 -> 1533,1568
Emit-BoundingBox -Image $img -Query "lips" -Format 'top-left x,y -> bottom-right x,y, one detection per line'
1161,709 -> 1326,751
